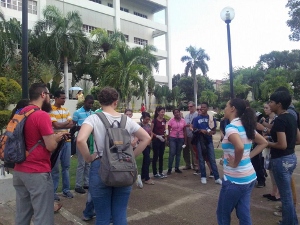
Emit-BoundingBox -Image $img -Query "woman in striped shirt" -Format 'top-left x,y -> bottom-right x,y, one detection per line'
217,98 -> 267,225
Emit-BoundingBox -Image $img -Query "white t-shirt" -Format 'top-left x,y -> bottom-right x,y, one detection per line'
83,112 -> 140,156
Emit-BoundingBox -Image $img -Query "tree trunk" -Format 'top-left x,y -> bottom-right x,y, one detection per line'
193,75 -> 198,107
64,56 -> 69,99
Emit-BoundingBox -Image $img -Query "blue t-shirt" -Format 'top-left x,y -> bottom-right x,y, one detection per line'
192,114 -> 216,143
73,106 -> 93,126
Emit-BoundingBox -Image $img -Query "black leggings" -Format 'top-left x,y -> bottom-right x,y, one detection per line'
152,138 -> 165,175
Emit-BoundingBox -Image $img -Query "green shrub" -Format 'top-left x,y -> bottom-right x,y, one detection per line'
76,100 -> 101,111
0,92 -> 8,110
0,77 -> 22,107
0,110 -> 12,133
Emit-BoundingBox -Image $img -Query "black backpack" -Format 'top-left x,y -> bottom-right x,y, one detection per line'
288,106 -> 300,130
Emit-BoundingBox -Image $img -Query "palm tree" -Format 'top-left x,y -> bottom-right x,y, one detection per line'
200,90 -> 218,105
147,75 -> 156,112
181,46 -> 210,106
34,5 -> 89,98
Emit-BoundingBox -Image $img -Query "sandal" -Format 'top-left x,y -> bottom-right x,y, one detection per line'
54,202 -> 62,213
144,179 -> 155,185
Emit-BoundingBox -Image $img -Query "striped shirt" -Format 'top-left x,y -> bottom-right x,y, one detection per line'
221,118 -> 256,184
72,106 -> 93,126
49,105 -> 72,133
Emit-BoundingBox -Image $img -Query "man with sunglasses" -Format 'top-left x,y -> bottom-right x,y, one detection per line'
184,101 -> 199,170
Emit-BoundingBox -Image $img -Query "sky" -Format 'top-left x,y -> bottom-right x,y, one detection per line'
154,0 -> 300,81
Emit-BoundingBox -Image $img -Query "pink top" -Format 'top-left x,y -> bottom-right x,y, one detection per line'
168,117 -> 186,138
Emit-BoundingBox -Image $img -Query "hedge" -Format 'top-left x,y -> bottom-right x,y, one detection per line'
0,110 -> 12,133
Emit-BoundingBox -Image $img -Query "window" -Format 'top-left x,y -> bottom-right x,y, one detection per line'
134,37 -> 148,46
90,0 -> 101,3
120,7 -> 129,13
107,30 -> 114,36
107,3 -> 113,8
82,24 -> 97,33
134,11 -> 147,19
1,0 -> 37,14
124,34 -> 129,42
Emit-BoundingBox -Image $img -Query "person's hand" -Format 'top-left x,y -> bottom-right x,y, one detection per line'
226,154 -> 238,168
131,140 -> 137,147
156,135 -> 165,142
200,129 -> 207,134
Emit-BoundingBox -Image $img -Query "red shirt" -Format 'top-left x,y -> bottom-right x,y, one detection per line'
141,105 -> 146,112
14,105 -> 54,173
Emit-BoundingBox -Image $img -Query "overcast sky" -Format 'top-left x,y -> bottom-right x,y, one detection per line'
154,0 -> 300,80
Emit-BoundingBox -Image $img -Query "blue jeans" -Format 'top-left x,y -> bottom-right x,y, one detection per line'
89,159 -> 132,225
75,146 -> 90,188
168,137 -> 184,169
217,179 -> 255,225
271,154 -> 298,225
83,192 -> 95,218
141,146 -> 151,181
51,142 -> 71,195
196,141 -> 220,179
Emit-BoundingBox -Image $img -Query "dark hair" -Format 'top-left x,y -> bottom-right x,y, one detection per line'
10,99 -> 29,119
77,90 -> 82,94
84,95 -> 94,102
154,106 -> 165,119
172,108 -> 180,114
275,86 -> 290,94
201,102 -> 209,107
29,83 -> 48,100
229,98 -> 256,140
54,90 -> 65,98
244,100 -> 250,108
141,111 -> 150,119
124,109 -> 133,114
269,91 -> 291,110
98,87 -> 119,106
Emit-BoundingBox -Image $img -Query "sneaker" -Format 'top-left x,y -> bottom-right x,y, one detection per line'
273,211 -> 282,217
83,185 -> 89,189
193,170 -> 200,175
201,177 -> 207,184
183,166 -> 192,170
75,187 -> 86,194
153,174 -> 161,178
63,191 -> 74,199
256,181 -> 266,188
175,168 -> 182,173
160,173 -> 167,178
215,178 -> 222,185
82,214 -> 96,221
209,172 -> 214,178
275,205 -> 282,210
136,175 -> 143,189
54,193 -> 60,201
167,169 -> 172,175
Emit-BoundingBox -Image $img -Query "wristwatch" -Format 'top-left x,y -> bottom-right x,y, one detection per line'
263,127 -> 268,133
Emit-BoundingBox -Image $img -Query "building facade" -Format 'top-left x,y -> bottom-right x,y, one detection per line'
0,0 -> 172,88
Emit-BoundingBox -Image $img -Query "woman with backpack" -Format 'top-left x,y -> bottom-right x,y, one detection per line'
151,106 -> 167,179
76,87 -> 150,225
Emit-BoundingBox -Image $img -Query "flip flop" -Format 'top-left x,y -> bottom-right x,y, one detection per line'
144,179 -> 155,185
54,202 -> 62,213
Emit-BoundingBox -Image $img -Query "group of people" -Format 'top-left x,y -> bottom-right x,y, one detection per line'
8,82 -> 300,225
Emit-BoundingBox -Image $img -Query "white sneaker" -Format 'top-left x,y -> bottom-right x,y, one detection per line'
201,177 -> 207,184
215,178 -> 222,185
136,175 -> 143,189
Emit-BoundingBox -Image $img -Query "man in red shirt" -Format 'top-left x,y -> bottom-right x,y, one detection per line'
13,83 -> 69,225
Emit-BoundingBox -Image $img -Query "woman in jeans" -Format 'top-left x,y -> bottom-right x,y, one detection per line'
217,98 -> 267,225
140,111 -> 154,184
151,106 -> 167,178
76,87 -> 150,225
167,108 -> 187,175
268,91 -> 300,225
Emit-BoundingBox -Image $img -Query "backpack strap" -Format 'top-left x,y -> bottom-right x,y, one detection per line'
96,112 -> 112,129
120,115 -> 127,129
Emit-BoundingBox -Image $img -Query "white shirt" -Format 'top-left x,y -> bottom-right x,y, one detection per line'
83,112 -> 140,156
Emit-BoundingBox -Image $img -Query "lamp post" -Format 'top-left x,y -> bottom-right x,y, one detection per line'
22,0 -> 28,98
220,7 -> 235,99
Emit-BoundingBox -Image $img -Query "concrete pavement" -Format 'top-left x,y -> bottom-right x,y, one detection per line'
1,137 -> 300,225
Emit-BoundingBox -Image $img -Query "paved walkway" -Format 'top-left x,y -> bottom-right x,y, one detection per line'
1,134 -> 300,225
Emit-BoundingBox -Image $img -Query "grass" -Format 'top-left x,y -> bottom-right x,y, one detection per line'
57,148 -> 223,192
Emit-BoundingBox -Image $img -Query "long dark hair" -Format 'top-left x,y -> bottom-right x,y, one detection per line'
229,98 -> 256,140
154,106 -> 165,119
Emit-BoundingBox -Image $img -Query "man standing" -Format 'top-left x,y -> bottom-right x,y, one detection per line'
13,83 -> 68,225
183,101 -> 199,170
73,95 -> 94,194
192,102 -> 222,185
49,90 -> 74,200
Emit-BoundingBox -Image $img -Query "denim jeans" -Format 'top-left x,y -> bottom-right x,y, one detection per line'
141,146 -> 151,181
83,192 -> 95,218
89,159 -> 132,225
272,154 -> 298,225
217,179 -> 255,225
152,138 -> 165,175
196,141 -> 220,179
168,137 -> 184,170
51,142 -> 71,194
75,146 -> 90,188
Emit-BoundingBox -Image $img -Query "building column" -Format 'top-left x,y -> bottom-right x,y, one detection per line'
113,0 -> 121,31
165,0 -> 172,89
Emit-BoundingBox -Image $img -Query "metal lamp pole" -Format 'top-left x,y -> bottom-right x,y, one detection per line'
22,0 -> 28,98
221,7 -> 235,99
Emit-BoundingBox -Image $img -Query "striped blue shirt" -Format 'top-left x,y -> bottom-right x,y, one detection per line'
72,106 -> 93,126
